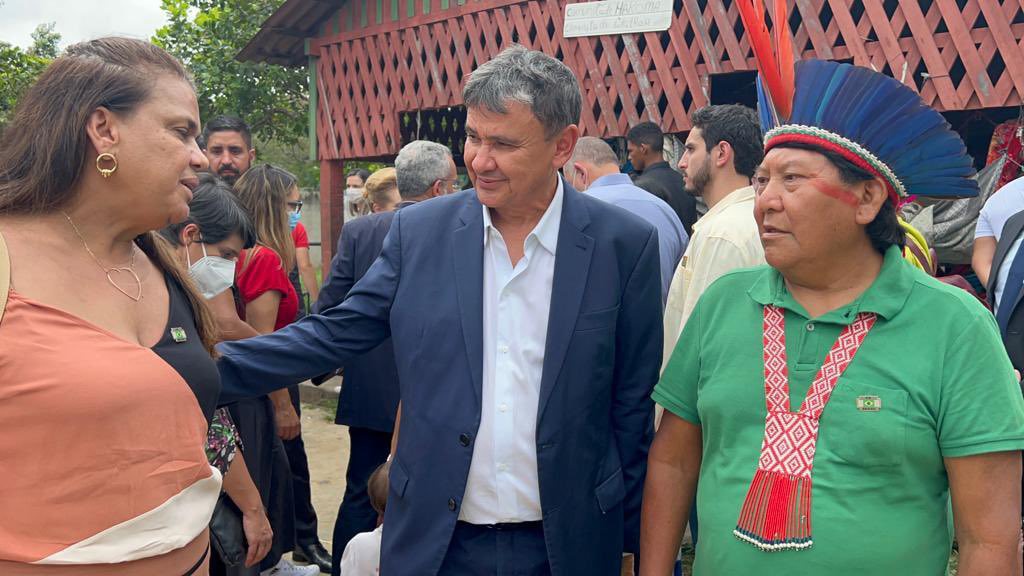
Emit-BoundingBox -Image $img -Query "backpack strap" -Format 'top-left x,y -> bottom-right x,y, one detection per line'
0,231 -> 9,325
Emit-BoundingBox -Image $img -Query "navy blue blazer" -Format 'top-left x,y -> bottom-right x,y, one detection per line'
217,182 -> 663,576
313,209 -> 400,432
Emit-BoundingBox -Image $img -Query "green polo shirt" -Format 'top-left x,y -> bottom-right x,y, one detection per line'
654,246 -> 1024,576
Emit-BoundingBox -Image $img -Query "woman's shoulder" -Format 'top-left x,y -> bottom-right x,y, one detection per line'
237,246 -> 288,288
242,245 -> 285,268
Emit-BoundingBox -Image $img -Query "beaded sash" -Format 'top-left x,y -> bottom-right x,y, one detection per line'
733,305 -> 876,550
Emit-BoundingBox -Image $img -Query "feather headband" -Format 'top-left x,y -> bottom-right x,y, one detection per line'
737,2 -> 978,202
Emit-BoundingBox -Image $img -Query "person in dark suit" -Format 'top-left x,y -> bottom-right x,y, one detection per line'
986,207 -> 1024,556
314,140 -> 457,576
216,45 -> 663,576
627,121 -> 699,236
989,208 -> 1024,371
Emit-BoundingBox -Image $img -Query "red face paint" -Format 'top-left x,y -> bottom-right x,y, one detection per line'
809,177 -> 859,207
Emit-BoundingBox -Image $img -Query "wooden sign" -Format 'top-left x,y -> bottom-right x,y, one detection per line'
563,0 -> 673,38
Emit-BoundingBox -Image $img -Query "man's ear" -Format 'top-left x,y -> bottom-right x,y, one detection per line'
714,141 -> 733,169
552,124 -> 581,170
84,107 -> 120,156
854,177 -> 889,225
248,149 -> 256,164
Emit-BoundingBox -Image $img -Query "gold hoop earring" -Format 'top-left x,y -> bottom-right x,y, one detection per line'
96,153 -> 118,179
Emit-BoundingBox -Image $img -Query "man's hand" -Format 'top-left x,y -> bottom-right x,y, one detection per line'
274,402 -> 301,440
242,507 -> 273,567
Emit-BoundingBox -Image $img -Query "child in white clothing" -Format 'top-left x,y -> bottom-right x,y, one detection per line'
339,461 -> 389,575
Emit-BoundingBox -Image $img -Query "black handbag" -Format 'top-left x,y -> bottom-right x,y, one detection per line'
209,493 -> 247,567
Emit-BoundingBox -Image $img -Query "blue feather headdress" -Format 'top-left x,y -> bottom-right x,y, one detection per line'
739,2 -> 978,202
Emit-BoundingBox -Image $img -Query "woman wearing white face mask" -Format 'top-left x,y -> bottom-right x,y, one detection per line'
160,174 -> 276,574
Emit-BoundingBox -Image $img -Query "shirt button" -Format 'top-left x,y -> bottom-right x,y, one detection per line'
448,497 -> 457,511
498,463 -> 509,472
499,403 -> 508,412
459,433 -> 472,447
499,345 -> 509,354
806,323 -> 815,332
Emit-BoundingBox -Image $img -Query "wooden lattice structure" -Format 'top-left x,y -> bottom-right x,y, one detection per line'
240,0 -> 1024,267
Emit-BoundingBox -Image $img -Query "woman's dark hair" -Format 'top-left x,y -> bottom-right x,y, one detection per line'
0,37 -> 192,215
347,168 -> 371,183
0,37 -> 218,354
773,142 -> 904,254
160,174 -> 256,248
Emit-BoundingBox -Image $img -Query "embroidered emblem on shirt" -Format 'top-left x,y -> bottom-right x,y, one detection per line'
856,395 -> 881,411
170,327 -> 187,343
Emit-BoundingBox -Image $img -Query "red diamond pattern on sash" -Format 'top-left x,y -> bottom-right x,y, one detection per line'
734,305 -> 877,550
756,305 -> 877,478
758,412 -> 819,477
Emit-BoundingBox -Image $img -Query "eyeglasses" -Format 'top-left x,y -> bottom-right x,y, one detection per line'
287,200 -> 303,214
437,178 -> 462,193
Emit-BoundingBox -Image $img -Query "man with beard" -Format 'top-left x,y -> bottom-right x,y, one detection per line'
627,122 -> 698,235
202,115 -> 332,574
662,105 -> 765,361
202,116 -> 256,185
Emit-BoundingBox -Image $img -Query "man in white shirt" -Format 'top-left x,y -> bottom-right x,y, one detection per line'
973,175 -> 1024,286
217,45 -> 663,576
663,105 -> 767,361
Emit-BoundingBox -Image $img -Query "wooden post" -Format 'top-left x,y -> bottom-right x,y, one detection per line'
319,159 -> 346,273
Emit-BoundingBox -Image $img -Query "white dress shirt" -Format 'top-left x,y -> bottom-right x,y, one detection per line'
459,179 -> 563,524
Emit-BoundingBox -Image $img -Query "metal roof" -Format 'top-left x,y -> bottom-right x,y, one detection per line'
236,0 -> 343,66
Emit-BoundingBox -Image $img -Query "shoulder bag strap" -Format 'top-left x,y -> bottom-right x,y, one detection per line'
0,231 -> 9,325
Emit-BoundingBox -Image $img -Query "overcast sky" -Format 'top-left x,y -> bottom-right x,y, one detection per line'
0,0 -> 168,49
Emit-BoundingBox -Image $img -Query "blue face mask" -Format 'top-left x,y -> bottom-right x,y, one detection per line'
289,211 -> 301,230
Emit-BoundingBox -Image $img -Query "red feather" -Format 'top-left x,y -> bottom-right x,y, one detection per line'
773,0 -> 794,119
737,0 -> 794,121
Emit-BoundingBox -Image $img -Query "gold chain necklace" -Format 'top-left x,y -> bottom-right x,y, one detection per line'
63,212 -> 143,302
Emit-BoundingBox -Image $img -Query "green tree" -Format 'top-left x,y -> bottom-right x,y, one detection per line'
0,23 -> 61,133
153,0 -> 309,147
29,22 -> 60,59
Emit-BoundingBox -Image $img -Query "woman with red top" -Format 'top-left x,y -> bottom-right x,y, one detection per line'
232,164 -> 318,576
289,196 -> 319,315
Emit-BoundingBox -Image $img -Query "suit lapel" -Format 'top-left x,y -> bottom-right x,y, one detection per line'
990,212 -> 1024,295
452,196 -> 485,407
539,181 -> 593,421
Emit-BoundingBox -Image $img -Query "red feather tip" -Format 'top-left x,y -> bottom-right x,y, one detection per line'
737,0 -> 794,121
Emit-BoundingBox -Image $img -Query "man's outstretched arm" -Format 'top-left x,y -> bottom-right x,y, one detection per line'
217,210 -> 406,404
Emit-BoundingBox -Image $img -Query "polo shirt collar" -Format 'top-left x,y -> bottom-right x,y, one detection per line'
482,177 -> 564,255
590,173 -> 632,189
748,245 -> 914,322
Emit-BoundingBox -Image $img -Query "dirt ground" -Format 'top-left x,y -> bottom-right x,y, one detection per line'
299,399 -> 347,553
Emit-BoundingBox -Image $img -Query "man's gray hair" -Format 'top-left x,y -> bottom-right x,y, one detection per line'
463,45 -> 581,139
568,137 -> 619,169
395,140 -> 453,199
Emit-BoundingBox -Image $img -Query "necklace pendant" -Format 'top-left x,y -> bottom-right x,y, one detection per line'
106,267 -> 143,302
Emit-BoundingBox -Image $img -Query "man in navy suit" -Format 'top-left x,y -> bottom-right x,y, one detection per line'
217,45 -> 663,575
314,140 -> 457,575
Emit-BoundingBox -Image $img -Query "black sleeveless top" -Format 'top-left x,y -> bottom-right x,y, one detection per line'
152,276 -> 221,423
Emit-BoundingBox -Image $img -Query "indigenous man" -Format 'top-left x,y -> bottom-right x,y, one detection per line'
641,9 -> 1024,575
